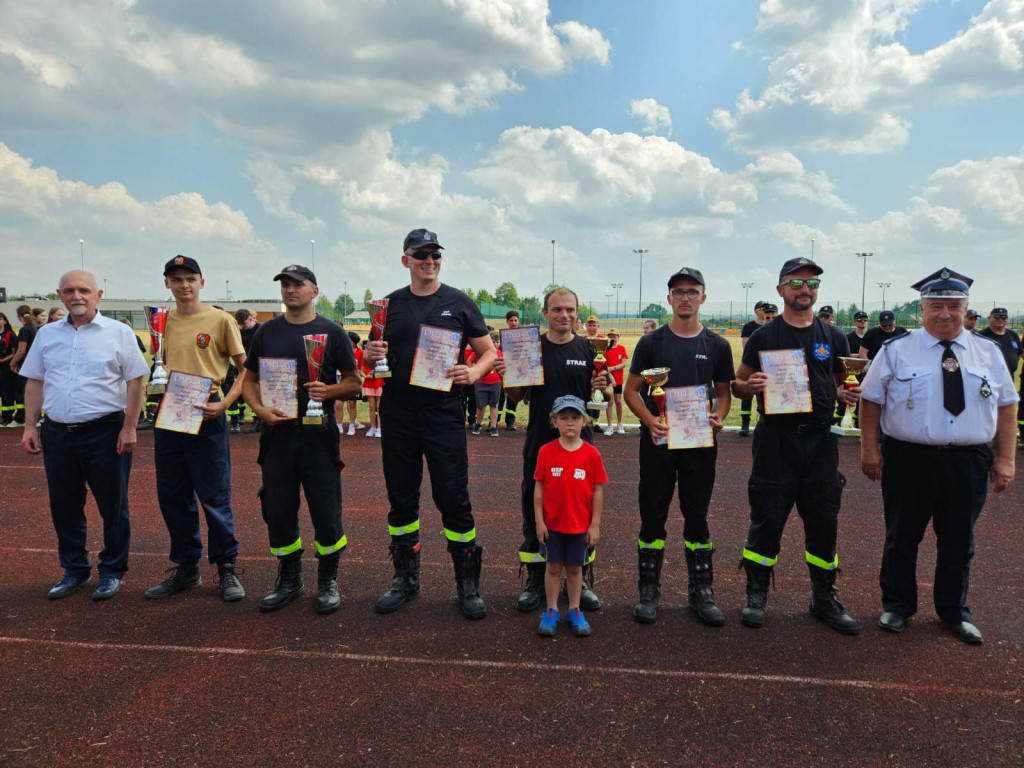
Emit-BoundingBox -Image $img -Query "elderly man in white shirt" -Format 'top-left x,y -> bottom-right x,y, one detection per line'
859,267 -> 1017,645
19,270 -> 149,601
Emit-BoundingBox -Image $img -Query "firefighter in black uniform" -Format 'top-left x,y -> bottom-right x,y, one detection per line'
834,310 -> 869,427
496,287 -> 607,612
977,307 -> 1024,449
364,228 -> 496,620
241,266 -> 359,614
624,267 -> 734,626
732,257 -> 861,634
738,301 -> 766,436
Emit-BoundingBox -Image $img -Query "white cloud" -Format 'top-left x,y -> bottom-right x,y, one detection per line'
630,98 -> 673,136
555,20 -> 612,66
743,151 -> 854,212
714,0 -> 1024,154
923,150 -> 1024,225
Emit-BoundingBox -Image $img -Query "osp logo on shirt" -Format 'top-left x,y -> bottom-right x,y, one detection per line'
551,467 -> 563,477
196,333 -> 211,349
574,469 -> 586,480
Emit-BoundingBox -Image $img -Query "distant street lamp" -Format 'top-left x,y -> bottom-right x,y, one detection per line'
741,282 -> 754,319
79,239 -> 85,269
878,281 -> 892,311
810,237 -> 816,259
605,292 -> 614,315
226,280 -> 232,301
611,282 -> 623,318
855,252 -> 873,311
551,240 -> 556,285
310,240 -> 316,274
633,249 -> 648,318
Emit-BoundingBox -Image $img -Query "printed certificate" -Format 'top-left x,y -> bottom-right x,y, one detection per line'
410,324 -> 462,392
665,386 -> 714,450
259,358 -> 298,419
154,370 -> 214,434
499,326 -> 544,387
759,349 -> 813,414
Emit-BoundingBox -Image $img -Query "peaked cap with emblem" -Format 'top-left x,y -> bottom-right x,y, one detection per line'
403,228 -> 445,251
163,254 -> 202,277
911,267 -> 971,299
667,267 -> 705,288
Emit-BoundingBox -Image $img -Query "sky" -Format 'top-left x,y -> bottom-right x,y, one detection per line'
1,0 -> 1022,313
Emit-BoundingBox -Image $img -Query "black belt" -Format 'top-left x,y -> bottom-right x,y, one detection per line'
885,436 -> 986,452
762,420 -> 831,435
45,412 -> 124,432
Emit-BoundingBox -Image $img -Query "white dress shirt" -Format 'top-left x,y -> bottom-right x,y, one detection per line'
860,328 -> 1018,446
18,311 -> 150,424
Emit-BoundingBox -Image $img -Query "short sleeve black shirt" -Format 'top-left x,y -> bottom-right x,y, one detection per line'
244,315 -> 356,419
523,333 -> 595,457
846,331 -> 865,355
741,320 -> 762,340
741,317 -> 849,425
977,327 -> 1021,375
381,284 -> 489,405
17,323 -> 37,355
860,326 -> 909,360
240,322 -> 262,354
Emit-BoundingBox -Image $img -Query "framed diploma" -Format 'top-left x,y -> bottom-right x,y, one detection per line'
154,370 -> 214,434
759,349 -> 813,414
665,386 -> 714,450
259,358 -> 298,419
410,324 -> 462,392
499,326 -> 544,387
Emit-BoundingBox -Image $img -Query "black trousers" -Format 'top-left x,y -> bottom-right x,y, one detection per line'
638,436 -> 716,546
744,423 -> 845,569
380,397 -> 475,549
257,423 -> 345,557
0,365 -> 15,423
41,417 -> 131,578
879,437 -> 992,623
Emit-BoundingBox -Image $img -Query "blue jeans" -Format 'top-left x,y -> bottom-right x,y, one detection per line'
154,414 -> 239,564
41,417 -> 131,578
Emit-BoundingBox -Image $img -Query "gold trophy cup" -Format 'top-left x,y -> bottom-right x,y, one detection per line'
589,337 -> 611,404
837,356 -> 868,430
641,367 -> 671,445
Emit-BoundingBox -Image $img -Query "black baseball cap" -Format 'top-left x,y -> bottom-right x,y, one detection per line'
965,308 -> 980,318
879,310 -> 895,325
403,228 -> 444,251
753,300 -> 766,311
818,305 -> 834,316
273,264 -> 317,285
164,255 -> 202,277
854,311 -> 869,320
668,267 -> 705,288
990,307 -> 1008,317
779,257 -> 823,283
762,303 -> 778,314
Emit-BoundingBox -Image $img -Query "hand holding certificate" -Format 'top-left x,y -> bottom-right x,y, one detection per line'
665,385 -> 715,449
759,349 -> 813,414
499,326 -> 544,387
410,325 -> 462,391
259,358 -> 299,419
155,371 -> 214,434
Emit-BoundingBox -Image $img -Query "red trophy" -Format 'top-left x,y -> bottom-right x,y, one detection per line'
145,305 -> 169,395
302,334 -> 327,425
368,298 -> 391,378
589,337 -> 610,404
641,367 -> 671,445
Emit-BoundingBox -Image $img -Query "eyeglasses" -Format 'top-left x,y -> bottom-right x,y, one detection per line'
410,250 -> 442,261
670,288 -> 702,300
781,278 -> 821,290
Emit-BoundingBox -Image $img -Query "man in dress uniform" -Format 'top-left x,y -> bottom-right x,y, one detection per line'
363,228 -> 496,620
738,301 -> 767,437
732,257 -> 861,634
860,268 -> 1017,644
624,268 -> 734,626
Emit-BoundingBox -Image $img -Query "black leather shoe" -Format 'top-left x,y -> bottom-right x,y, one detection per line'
878,611 -> 905,632
48,573 -> 90,599
946,620 -> 983,645
91,577 -> 121,601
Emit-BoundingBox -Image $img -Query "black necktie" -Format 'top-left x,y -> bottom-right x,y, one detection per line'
939,340 -> 965,416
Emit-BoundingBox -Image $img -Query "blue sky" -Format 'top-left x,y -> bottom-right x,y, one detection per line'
1,0 -> 1021,313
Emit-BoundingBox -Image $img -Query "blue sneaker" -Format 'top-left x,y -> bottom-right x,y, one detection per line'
47,573 -> 90,600
537,608 -> 560,637
91,577 -> 121,601
567,607 -> 591,637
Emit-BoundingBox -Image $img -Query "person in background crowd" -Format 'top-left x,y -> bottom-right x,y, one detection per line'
962,308 -> 980,331
19,270 -> 148,602
976,307 -> 1024,450
9,305 -> 38,425
32,308 -> 46,326
602,329 -> 629,435
47,307 -> 65,323
738,301 -> 768,436
336,329 -> 364,435
360,340 -> 383,437
120,318 -> 150,430
497,310 -> 521,431
468,332 -> 502,437
834,310 -> 870,427
858,310 -> 909,361
643,318 -> 658,335
235,309 -> 262,433
0,313 -> 17,427
817,305 -> 834,325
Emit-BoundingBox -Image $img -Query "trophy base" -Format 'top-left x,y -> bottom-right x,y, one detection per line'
146,384 -> 166,396
302,415 -> 324,426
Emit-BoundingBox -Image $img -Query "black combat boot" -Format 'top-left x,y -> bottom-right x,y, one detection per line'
259,553 -> 304,612
145,561 -> 201,599
808,565 -> 860,635
375,542 -> 421,614
686,547 -> 725,626
740,560 -> 773,628
517,561 -> 546,612
451,544 -> 486,620
315,553 -> 341,615
738,414 -> 751,436
580,558 -> 601,611
632,547 -> 664,624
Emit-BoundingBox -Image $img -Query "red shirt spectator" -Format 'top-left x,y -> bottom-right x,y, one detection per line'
466,347 -> 502,385
605,342 -> 629,387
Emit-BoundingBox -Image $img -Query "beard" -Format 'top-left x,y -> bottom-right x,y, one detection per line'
783,295 -> 814,311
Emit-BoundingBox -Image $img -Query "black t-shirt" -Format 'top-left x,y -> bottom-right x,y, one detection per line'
860,326 -> 909,360
0,328 -> 16,361
240,322 -> 262,354
523,333 -> 595,457
17,323 -> 37,356
846,331 -> 865,355
742,317 -> 849,425
630,325 -> 735,435
741,320 -> 763,339
381,284 -> 489,406
244,315 -> 356,420
977,327 -> 1021,375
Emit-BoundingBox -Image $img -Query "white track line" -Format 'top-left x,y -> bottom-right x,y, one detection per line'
0,635 -> 1019,699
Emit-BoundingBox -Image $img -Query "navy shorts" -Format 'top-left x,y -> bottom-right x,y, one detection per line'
474,382 -> 501,409
541,530 -> 588,566
612,384 -> 623,395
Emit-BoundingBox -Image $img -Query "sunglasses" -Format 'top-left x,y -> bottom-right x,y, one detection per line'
781,278 -> 821,289
991,314 -> 1008,319
410,250 -> 443,261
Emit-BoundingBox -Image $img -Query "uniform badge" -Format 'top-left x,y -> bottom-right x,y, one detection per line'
1013,341 -> 1019,350
942,357 -> 959,373
812,343 -> 830,361
196,333 -> 211,349
174,256 -> 184,265
980,379 -> 992,398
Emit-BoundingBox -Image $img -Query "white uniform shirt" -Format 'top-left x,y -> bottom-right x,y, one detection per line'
860,328 -> 1018,446
19,311 -> 150,424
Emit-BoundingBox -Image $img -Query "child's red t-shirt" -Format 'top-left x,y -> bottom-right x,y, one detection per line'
604,343 -> 629,386
533,440 -> 608,533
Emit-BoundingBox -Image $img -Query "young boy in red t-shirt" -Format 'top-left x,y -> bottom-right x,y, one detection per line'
534,395 -> 607,637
